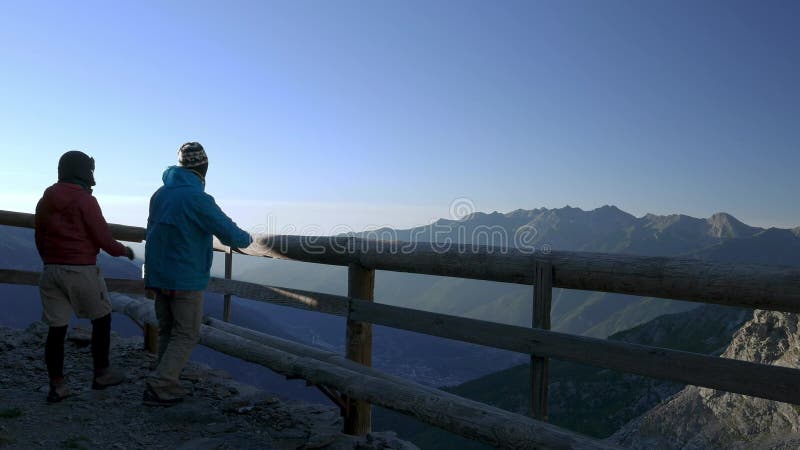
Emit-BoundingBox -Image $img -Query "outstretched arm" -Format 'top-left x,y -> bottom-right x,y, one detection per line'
192,194 -> 253,249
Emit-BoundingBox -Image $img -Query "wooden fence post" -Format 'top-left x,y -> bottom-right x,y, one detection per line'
344,263 -> 375,435
223,248 -> 233,322
531,262 -> 553,421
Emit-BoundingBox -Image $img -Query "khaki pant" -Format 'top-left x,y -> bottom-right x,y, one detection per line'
146,290 -> 203,400
39,265 -> 111,327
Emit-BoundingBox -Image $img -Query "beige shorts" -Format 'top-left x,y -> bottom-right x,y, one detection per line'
39,265 -> 112,327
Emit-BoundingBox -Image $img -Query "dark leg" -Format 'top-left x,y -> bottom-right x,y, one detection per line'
154,292 -> 175,365
91,313 -> 111,372
45,325 -> 68,381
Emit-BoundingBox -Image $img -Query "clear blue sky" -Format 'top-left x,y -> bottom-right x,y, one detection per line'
1,0 -> 797,232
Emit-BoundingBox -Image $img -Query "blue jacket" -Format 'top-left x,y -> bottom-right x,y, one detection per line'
144,166 -> 252,290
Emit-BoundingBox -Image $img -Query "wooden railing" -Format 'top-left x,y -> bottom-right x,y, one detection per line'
3,209 -> 800,449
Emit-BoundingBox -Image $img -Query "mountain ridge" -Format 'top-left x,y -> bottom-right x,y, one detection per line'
372,205 -> 799,261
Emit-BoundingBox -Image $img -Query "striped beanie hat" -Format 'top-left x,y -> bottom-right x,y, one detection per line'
177,142 -> 208,169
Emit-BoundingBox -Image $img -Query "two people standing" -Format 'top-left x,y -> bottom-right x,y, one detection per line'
35,143 -> 252,406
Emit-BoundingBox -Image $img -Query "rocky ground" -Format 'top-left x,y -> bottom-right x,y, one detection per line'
0,322 -> 418,450
611,310 -> 800,449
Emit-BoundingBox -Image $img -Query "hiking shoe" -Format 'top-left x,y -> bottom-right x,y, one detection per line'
142,387 -> 183,407
47,379 -> 71,403
92,368 -> 125,390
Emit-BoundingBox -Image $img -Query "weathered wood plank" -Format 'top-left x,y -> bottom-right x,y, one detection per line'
0,268 -> 345,316
110,294 -> 616,450
349,299 -> 800,404
205,325 -> 617,449
4,210 -> 800,312
109,292 -> 158,326
240,235 -> 800,312
106,278 -> 146,295
14,268 -> 800,405
206,277 -> 349,316
531,262 -> 553,420
344,263 -> 375,435
0,269 -> 144,295
204,317 -> 471,401
0,209 -> 146,242
0,269 -> 40,286
13,268 -> 800,404
200,327 -> 618,449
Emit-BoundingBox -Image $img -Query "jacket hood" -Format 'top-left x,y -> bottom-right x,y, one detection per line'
58,150 -> 95,189
162,166 -> 205,191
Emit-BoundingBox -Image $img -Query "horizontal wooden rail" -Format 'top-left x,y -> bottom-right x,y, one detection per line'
1,209 -> 233,253
106,293 -> 616,449
4,209 -> 800,312
7,267 -> 800,404
201,326 -> 617,450
0,269 -> 347,316
0,269 -> 40,286
348,299 -> 800,404
206,277 -> 348,316
204,317 -> 469,401
0,269 -> 144,295
243,235 -> 800,312
0,209 -> 146,243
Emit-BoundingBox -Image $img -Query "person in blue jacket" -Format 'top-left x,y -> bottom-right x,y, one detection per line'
143,142 -> 252,406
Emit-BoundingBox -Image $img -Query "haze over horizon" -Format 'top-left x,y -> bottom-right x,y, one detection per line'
1,1 -> 797,232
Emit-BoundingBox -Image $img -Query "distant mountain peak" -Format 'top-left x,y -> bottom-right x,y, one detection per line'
639,211 -> 761,239
706,212 -> 757,238
709,212 -> 734,220
594,204 -> 636,220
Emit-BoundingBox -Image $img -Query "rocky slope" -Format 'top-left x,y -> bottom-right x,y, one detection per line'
612,310 -> 800,449
0,323 -> 417,450
374,304 -> 751,448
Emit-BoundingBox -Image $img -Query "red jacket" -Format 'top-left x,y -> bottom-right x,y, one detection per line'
35,183 -> 127,265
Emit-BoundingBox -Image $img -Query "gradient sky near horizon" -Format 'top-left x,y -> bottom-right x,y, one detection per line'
0,0 -> 797,233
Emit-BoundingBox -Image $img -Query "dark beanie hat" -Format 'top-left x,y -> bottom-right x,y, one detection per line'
178,142 -> 208,172
58,150 -> 96,188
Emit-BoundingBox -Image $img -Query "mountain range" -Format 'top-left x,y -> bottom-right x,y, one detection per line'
232,205 -> 800,339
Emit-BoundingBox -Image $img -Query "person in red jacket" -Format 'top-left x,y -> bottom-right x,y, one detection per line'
35,150 -> 135,402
